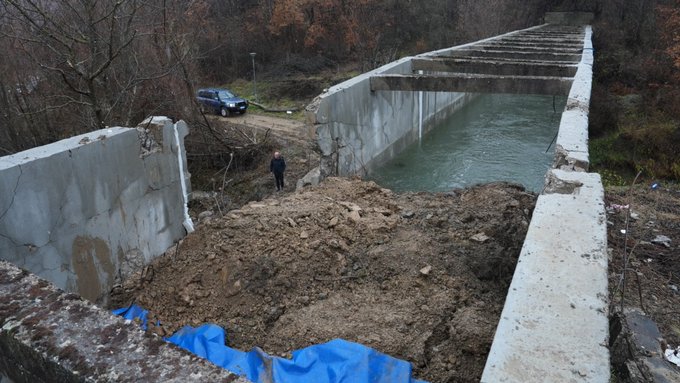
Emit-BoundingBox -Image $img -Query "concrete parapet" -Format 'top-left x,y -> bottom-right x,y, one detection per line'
0,260 -> 245,383
0,117 -> 192,304
554,26 -> 593,171
481,169 -> 609,383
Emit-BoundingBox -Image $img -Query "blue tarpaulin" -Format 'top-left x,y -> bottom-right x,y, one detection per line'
113,304 -> 426,383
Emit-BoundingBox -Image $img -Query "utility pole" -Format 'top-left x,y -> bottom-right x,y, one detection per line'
250,52 -> 257,102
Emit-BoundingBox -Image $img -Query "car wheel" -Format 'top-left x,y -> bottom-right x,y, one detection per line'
239,110 -> 246,115
220,107 -> 229,117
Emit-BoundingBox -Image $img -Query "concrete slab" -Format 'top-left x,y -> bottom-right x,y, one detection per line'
444,49 -> 582,62
370,73 -> 573,95
411,58 -> 578,77
475,44 -> 583,53
495,37 -> 584,45
481,170 -> 609,383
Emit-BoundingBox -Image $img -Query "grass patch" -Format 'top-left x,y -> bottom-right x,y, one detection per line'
591,109 -> 680,184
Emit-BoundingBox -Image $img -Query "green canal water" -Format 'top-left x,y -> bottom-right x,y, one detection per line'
369,93 -> 567,193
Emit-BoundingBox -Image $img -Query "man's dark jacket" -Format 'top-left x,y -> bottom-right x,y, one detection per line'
270,157 -> 286,174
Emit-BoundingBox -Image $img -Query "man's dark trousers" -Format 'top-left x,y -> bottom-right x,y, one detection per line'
274,171 -> 284,190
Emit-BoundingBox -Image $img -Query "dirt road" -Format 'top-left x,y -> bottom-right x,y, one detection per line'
210,113 -> 313,146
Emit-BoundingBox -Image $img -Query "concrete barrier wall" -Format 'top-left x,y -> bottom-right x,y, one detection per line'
308,58 -> 471,177
0,117 -> 191,304
482,25 -> 611,383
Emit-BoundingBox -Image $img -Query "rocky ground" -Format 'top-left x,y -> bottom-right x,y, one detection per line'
110,176 -> 536,383
606,183 -> 680,355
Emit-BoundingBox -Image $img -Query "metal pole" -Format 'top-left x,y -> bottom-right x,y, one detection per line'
250,52 -> 257,102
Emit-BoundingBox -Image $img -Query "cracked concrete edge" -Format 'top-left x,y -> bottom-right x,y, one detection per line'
553,25 -> 592,171
0,164 -> 22,223
0,260 -> 249,383
553,144 -> 589,172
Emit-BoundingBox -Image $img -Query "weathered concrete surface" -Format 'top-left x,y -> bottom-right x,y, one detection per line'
306,56 -> 474,177
0,117 -> 191,303
443,48 -> 583,62
0,260 -> 246,383
554,26 -> 593,171
370,73 -> 573,95
411,58 -> 578,77
481,169 -> 609,383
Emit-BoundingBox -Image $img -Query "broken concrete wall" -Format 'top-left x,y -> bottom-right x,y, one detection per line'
0,117 -> 191,304
0,260 -> 246,383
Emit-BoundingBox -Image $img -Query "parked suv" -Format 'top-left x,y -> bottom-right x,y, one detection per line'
196,88 -> 248,117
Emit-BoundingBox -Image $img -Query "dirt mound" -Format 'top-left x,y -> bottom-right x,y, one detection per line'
111,177 -> 536,382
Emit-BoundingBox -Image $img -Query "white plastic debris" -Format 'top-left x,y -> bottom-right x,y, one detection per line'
652,235 -> 672,248
471,233 -> 490,242
664,346 -> 680,366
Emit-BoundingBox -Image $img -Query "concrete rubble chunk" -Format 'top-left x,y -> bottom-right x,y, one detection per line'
471,233 -> 490,243
610,309 -> 680,382
346,210 -> 361,222
339,201 -> 362,212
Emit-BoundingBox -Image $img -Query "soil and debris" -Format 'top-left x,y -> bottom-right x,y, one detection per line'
606,182 -> 680,380
111,177 -> 536,382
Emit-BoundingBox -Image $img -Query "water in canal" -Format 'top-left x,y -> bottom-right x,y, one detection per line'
369,93 -> 567,193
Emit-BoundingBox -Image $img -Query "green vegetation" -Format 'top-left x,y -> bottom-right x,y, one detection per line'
588,0 -> 680,186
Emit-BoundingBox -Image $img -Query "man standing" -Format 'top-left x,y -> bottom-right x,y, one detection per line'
270,151 -> 286,191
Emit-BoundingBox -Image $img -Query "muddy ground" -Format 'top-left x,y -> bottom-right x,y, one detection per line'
111,176 -> 536,383
606,183 -> 680,361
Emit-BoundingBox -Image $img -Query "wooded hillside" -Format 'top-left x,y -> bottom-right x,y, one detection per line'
1,0 -> 678,181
